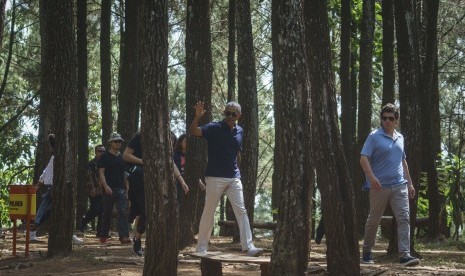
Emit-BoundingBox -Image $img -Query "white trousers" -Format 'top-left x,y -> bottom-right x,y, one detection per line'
196,177 -> 254,252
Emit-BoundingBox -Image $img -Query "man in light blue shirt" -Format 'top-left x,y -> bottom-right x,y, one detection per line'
360,103 -> 419,266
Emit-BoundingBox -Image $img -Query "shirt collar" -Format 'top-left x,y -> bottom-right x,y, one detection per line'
379,127 -> 400,140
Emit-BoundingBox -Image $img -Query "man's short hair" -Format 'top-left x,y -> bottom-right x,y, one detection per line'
94,144 -> 104,151
380,103 -> 400,119
225,101 -> 241,114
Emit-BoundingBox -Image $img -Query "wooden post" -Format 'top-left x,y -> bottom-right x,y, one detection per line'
25,185 -> 33,257
200,258 -> 223,276
12,219 -> 17,256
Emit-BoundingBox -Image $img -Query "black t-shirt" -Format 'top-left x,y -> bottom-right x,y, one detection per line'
98,151 -> 126,189
127,133 -> 142,165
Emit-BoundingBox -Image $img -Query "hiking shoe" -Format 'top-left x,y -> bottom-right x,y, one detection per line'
132,237 -> 143,257
247,246 -> 264,257
72,235 -> 84,245
29,231 -> 39,242
362,252 -> 374,264
400,255 -> 420,266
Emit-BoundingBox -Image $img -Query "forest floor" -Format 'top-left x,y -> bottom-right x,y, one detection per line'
1,229 -> 465,275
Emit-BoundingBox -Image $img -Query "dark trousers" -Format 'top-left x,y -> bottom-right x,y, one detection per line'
176,181 -> 185,206
101,188 -> 129,238
128,166 -> 146,235
82,195 -> 103,235
315,217 -> 325,244
35,186 -> 52,226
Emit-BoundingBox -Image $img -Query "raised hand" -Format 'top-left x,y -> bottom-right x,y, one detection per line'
194,101 -> 206,118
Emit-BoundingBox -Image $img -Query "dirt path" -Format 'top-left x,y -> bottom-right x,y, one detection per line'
1,230 -> 464,275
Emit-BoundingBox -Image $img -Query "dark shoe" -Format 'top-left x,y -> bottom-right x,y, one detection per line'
120,237 -> 131,244
362,252 -> 374,264
100,237 -> 108,244
78,217 -> 87,232
400,255 -> 420,266
132,237 -> 143,257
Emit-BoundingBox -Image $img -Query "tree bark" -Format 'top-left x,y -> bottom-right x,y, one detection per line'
76,0 -> 89,228
117,0 -> 139,143
138,0 -> 178,274
227,0 -> 236,102
355,0 -> 375,237
419,0 -> 440,240
382,0 -> 395,105
237,0 -> 259,236
100,0 -> 113,145
270,0 -> 312,274
394,0 -> 422,255
305,1 -> 360,274
35,0 -> 55,209
40,0 -> 78,257
340,0 -> 354,177
179,0 -> 212,250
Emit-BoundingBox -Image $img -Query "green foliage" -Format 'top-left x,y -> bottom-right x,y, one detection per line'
436,152 -> 465,231
417,171 -> 430,218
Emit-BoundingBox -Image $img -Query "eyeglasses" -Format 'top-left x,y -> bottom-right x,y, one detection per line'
112,140 -> 123,144
382,116 -> 395,122
224,111 -> 238,118
97,149 -> 105,153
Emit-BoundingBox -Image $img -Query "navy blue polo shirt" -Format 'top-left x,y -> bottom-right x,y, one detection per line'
200,121 -> 243,178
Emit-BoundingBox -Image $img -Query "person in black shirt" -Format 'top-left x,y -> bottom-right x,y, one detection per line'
98,133 -> 130,244
124,131 -> 189,256
79,145 -> 105,236
123,132 -> 145,256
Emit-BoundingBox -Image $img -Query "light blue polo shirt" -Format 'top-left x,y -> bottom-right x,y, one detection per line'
200,121 -> 242,178
361,128 -> 407,189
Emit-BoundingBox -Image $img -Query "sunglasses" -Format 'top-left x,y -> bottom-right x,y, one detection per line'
112,140 -> 123,144
382,116 -> 396,122
97,149 -> 106,153
224,111 -> 238,118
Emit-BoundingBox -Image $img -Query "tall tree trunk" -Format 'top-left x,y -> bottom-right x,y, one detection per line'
382,0 -> 395,105
138,1 -> 177,274
179,0 -> 212,250
304,1 -> 360,274
227,0 -> 235,102
340,0 -> 353,175
394,0 -> 422,255
40,0 -> 78,257
117,0 -> 139,143
270,0 -> 312,274
381,0 -> 397,253
419,0 -> 440,240
350,24 -> 360,232
433,57 -> 448,237
100,0 -> 113,144
356,0 -> 375,237
35,0 -> 55,210
236,0 -> 258,236
224,0 -> 238,240
76,0 -> 89,228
